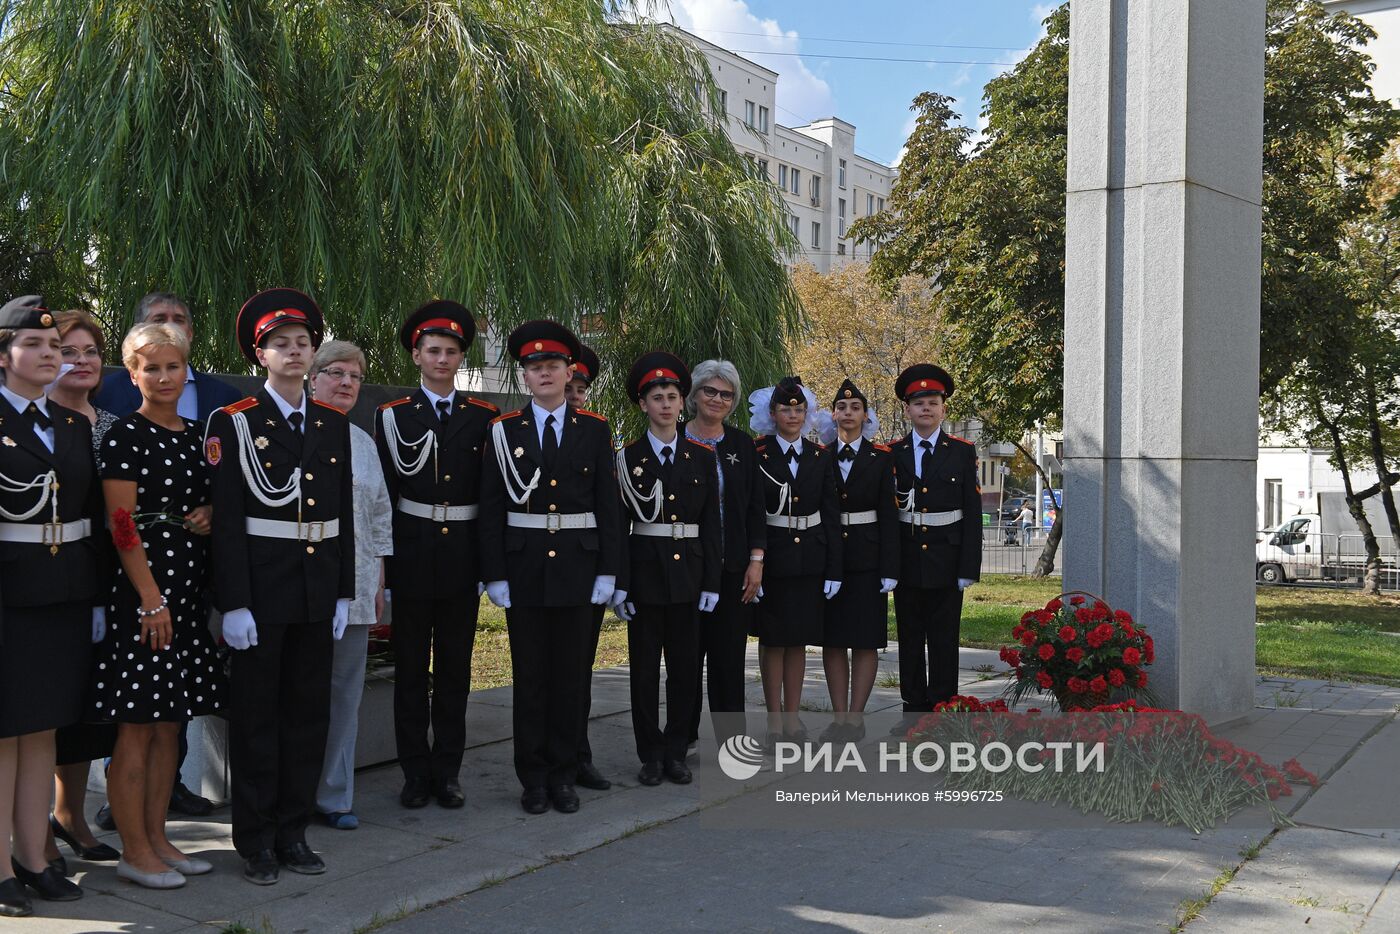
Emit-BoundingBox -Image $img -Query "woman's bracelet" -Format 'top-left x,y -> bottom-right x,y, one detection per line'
137,596 -> 168,619
749,553 -> 764,563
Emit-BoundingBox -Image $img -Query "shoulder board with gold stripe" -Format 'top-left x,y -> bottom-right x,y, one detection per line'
946,433 -> 974,446
684,438 -> 715,452
467,396 -> 499,412
873,442 -> 892,453
379,397 -> 412,411
221,397 -> 258,415
312,398 -> 342,413
490,409 -> 523,426
576,408 -> 608,423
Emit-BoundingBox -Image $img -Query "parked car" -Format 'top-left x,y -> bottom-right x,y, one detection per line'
1000,495 -> 1032,524
1256,492 -> 1399,585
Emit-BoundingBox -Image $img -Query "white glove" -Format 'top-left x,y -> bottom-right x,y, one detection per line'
476,581 -> 485,598
698,591 -> 719,613
486,580 -> 511,608
91,607 -> 106,643
609,588 -> 629,608
332,598 -> 351,640
957,578 -> 975,591
879,578 -> 898,594
823,580 -> 842,600
590,574 -> 616,606
754,584 -> 763,603
383,588 -> 392,602
615,601 -> 636,622
223,608 -> 259,650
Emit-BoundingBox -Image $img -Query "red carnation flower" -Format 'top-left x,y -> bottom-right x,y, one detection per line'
1122,647 -> 1142,666
1034,610 -> 1055,626
1108,668 -> 1126,687
1065,647 -> 1085,664
1113,608 -> 1132,623
1069,595 -> 1086,606
1011,626 -> 1025,642
1058,626 -> 1077,643
1036,671 -> 1054,689
1020,611 -> 1035,625
1020,630 -> 1037,647
1136,671 -> 1149,688
1067,677 -> 1088,694
1004,649 -> 1022,668
1074,607 -> 1092,624
1089,675 -> 1108,694
111,508 -> 140,552
1046,598 -> 1063,612
1037,643 -> 1055,662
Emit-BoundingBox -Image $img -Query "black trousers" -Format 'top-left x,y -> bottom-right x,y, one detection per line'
578,603 -> 605,765
688,568 -> 751,747
629,601 -> 700,764
893,585 -> 964,711
506,605 -> 590,789
229,620 -> 332,858
392,596 -> 478,784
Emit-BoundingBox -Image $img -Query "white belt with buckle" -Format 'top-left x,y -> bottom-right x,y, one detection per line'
398,499 -> 479,522
507,512 -> 597,532
633,521 -> 701,539
899,509 -> 963,528
0,518 -> 92,546
246,517 -> 341,542
840,510 -> 878,526
766,512 -> 822,531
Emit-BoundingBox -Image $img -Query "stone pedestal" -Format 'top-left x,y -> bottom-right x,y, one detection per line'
1063,0 -> 1265,720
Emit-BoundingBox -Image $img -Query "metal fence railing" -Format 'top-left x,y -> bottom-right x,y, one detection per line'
979,525 -> 1062,577
1254,530 -> 1400,591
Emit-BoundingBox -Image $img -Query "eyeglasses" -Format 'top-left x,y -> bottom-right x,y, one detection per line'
319,367 -> 364,384
60,347 -> 102,361
699,386 -> 735,402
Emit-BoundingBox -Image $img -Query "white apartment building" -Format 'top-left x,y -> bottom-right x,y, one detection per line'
676,26 -> 896,272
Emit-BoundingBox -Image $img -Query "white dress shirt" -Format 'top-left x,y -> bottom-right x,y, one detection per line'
776,436 -> 803,472
835,435 -> 863,482
1,384 -> 54,452
911,427 -> 942,479
421,383 -> 455,422
647,430 -> 680,464
531,400 -> 567,449
263,380 -> 307,430
177,365 -> 199,421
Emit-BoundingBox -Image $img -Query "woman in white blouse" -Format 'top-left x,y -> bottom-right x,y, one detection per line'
308,341 -> 393,830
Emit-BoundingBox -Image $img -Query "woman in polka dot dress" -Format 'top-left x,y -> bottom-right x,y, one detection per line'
94,323 -> 223,889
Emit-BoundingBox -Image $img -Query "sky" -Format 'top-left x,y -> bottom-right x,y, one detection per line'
663,0 -> 1059,166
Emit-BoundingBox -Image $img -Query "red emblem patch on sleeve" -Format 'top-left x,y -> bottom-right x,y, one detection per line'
205,436 -> 222,466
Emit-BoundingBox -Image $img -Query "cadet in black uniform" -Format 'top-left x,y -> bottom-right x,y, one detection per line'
888,364 -> 981,733
205,289 -> 355,884
0,296 -> 104,915
820,380 -> 898,743
750,376 -> 841,744
480,321 -> 622,815
561,344 -> 611,792
611,353 -> 720,786
375,301 -> 497,811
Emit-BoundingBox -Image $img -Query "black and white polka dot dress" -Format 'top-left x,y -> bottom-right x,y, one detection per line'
94,414 -> 224,723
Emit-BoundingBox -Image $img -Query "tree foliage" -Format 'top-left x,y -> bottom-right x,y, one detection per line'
0,1 -> 800,407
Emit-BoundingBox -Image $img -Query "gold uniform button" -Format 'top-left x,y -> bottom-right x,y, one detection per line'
550,479 -> 558,487
305,472 -> 314,480
441,527 -> 450,535
264,461 -> 273,469
330,456 -> 337,463
306,498 -> 315,506
307,545 -> 316,554
670,514 -> 678,521
921,487 -> 928,493
841,493 -> 848,500
548,550 -> 557,558
673,553 -> 681,560
792,496 -> 800,503
549,504 -> 557,512
921,544 -> 928,551
444,474 -> 451,482
668,494 -> 676,501
842,532 -> 848,539
793,536 -> 801,543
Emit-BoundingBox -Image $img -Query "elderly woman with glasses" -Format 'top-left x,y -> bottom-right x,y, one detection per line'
308,341 -> 392,830
680,360 -> 765,750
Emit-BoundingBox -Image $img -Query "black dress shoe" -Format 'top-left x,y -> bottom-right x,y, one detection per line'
637,761 -> 663,786
50,815 -> 121,862
548,784 -> 580,814
243,850 -> 280,886
575,760 -> 611,791
662,759 -> 693,785
11,859 -> 82,901
0,877 -> 33,917
48,857 -> 68,876
94,802 -> 116,832
520,787 -> 550,815
168,783 -> 214,817
275,842 -> 326,875
435,779 -> 465,809
400,775 -> 431,809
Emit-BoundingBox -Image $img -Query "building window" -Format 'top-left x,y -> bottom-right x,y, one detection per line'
811,175 -> 821,205
745,100 -> 755,127
837,243 -> 846,255
720,90 -> 728,114
877,197 -> 885,212
758,106 -> 769,133
787,213 -> 800,237
838,198 -> 846,237
811,222 -> 821,249
866,193 -> 875,215
757,159 -> 769,179
778,164 -> 788,189
838,158 -> 847,188
791,168 -> 801,196
1264,478 -> 1283,529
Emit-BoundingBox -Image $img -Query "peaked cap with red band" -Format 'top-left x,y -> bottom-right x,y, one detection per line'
399,299 -> 476,351
0,294 -> 56,330
894,363 -> 955,403
236,288 -> 324,364
626,350 -> 690,403
506,319 -> 580,365
571,344 -> 600,386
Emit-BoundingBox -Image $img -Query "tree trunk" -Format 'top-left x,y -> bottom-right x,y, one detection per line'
1317,400 -> 1384,596
1034,508 -> 1062,578
1362,374 -> 1400,555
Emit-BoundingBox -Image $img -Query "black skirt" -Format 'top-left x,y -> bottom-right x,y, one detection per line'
0,601 -> 92,738
753,574 -> 824,647
821,570 -> 889,649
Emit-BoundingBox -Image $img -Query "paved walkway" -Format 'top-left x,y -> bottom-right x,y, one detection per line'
19,655 -> 1400,933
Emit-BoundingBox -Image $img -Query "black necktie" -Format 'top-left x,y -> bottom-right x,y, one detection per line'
838,444 -> 855,462
787,445 -> 800,469
288,411 -> 304,435
543,414 -> 559,471
660,444 -> 674,482
24,402 -> 51,433
918,439 -> 933,478
436,399 -> 451,427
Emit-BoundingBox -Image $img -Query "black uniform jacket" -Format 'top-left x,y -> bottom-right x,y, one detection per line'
479,405 -> 623,607
890,430 -> 983,587
712,425 -> 767,573
207,391 -> 356,625
751,435 -> 842,581
374,389 -> 498,596
616,436 -> 722,605
834,439 -> 900,580
0,399 -> 106,610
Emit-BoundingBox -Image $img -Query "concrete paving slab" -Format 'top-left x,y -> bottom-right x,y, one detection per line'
1292,719 -> 1400,831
